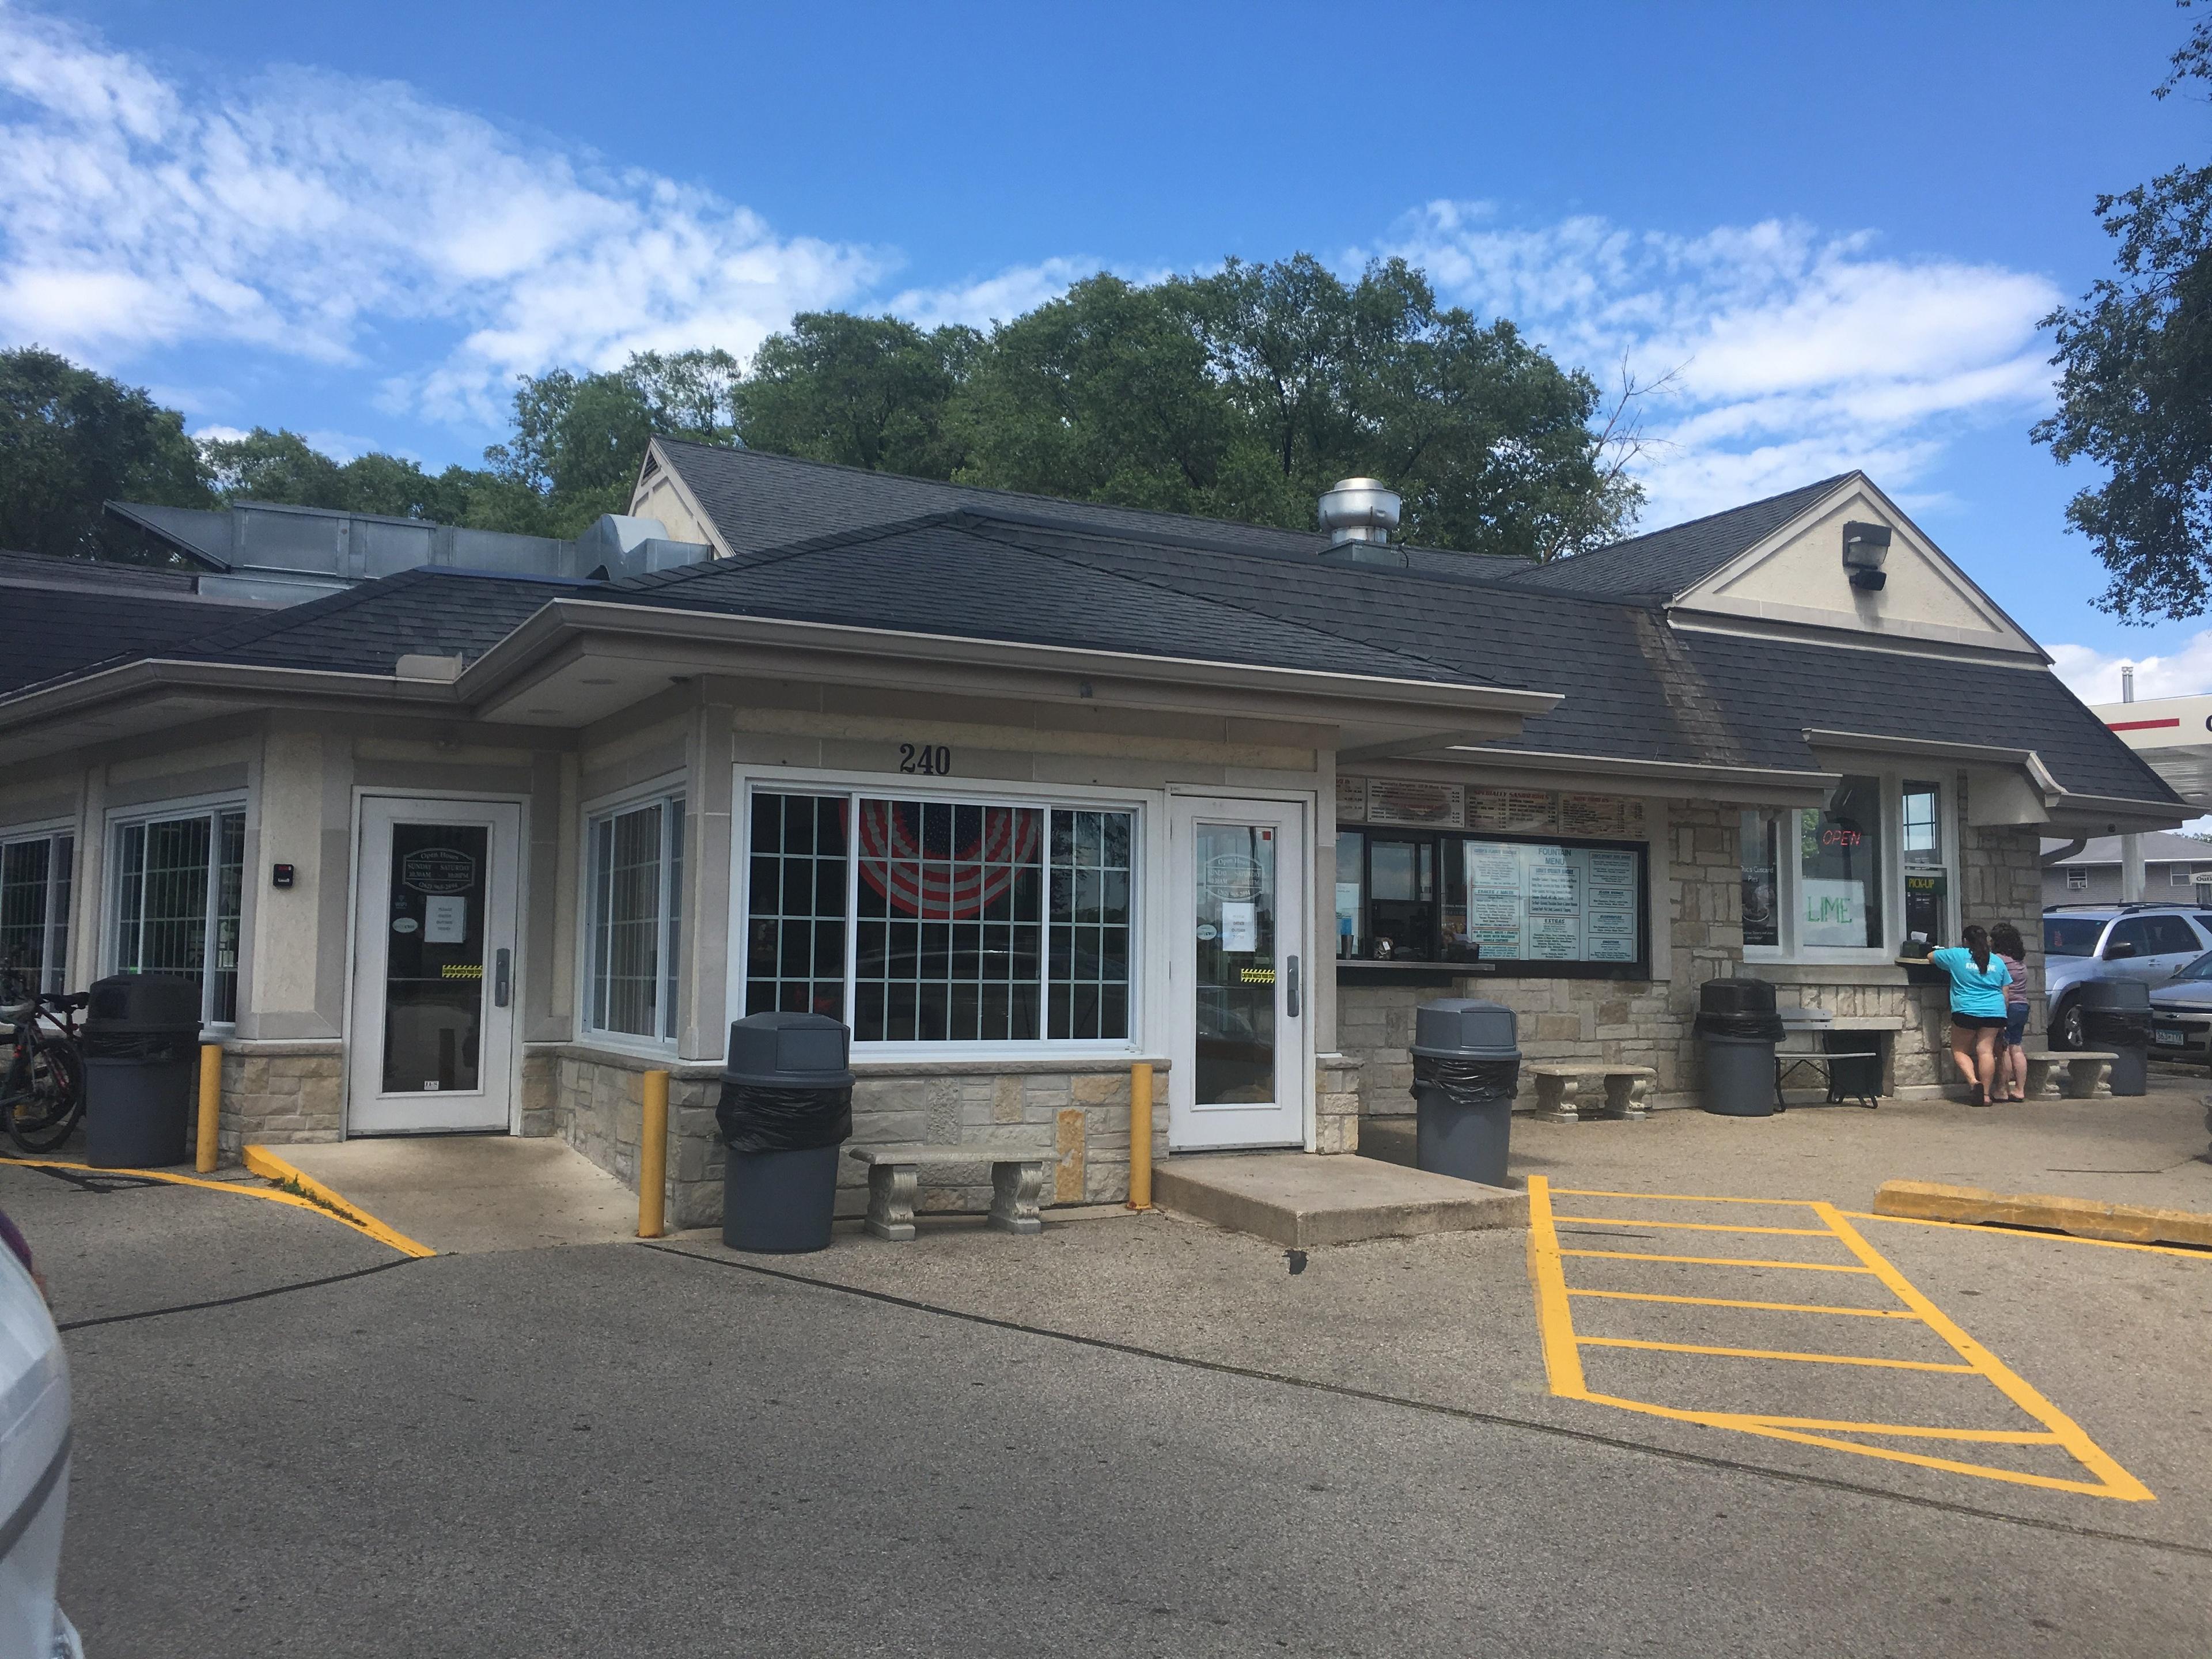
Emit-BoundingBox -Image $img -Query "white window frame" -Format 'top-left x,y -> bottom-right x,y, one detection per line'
104,792 -> 249,1029
1742,771 -> 1957,965
0,820 -> 77,997
578,777 -> 685,1052
731,770 -> 1150,1060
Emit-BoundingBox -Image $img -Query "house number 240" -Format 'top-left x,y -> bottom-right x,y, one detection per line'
897,743 -> 953,776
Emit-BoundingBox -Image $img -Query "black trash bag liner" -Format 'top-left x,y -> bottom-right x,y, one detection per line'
1409,1051 -> 1521,1108
717,1081 -> 853,1153
82,1031 -> 196,1063
2082,1007 -> 2153,1047
1694,1010 -> 1786,1041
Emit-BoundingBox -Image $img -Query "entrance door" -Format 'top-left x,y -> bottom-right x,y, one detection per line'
1169,798 -> 1307,1150
347,798 -> 522,1135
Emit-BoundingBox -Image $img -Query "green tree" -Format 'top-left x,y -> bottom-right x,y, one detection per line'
2036,10 -> 2212,619
739,313 -> 977,476
0,346 -> 211,560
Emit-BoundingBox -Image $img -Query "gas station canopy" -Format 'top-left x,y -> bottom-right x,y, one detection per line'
2093,694 -> 2212,810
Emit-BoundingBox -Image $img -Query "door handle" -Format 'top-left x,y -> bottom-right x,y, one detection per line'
1286,954 -> 1301,1019
494,948 -> 511,1008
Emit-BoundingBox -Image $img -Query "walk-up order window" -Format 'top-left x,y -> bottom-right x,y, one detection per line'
1741,772 -> 1953,960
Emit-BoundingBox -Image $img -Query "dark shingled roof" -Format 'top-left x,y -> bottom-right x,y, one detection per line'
654,439 -> 1330,561
1497,474 -> 1855,598
0,585 -> 219,693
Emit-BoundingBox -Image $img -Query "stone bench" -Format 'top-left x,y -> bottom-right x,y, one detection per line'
1527,1063 -> 1657,1124
847,1143 -> 1054,1241
2021,1051 -> 2116,1101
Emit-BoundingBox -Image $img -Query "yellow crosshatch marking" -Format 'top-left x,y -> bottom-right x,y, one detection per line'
1527,1177 -> 2154,1502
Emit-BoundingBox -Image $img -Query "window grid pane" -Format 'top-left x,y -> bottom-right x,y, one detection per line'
49,836 -> 72,995
589,804 -> 664,1038
0,840 -> 51,998
745,793 -> 849,1021
212,811 -> 244,1024
664,805 -> 685,1040
1047,809 -> 1132,1041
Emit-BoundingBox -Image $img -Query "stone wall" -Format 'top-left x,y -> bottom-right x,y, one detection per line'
548,1046 -> 1160,1228
215,1040 -> 343,1158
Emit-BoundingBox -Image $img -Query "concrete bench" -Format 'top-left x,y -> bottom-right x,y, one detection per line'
2021,1051 -> 2116,1101
1527,1063 -> 1657,1123
846,1143 -> 1054,1241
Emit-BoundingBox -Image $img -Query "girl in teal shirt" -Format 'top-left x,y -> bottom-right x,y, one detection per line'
1930,925 -> 2013,1107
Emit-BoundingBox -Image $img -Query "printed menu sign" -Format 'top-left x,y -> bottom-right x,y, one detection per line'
1461,839 -> 1642,964
1467,788 -> 1559,833
1336,776 -> 1369,821
1560,794 -> 1624,837
1365,779 -> 1464,827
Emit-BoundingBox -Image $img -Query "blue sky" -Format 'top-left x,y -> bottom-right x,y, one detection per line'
5,1 -> 2209,695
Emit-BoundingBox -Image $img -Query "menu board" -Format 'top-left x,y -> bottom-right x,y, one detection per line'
1461,840 -> 1642,964
1335,776 -> 1369,821
1467,787 -> 1559,833
1365,779 -> 1464,827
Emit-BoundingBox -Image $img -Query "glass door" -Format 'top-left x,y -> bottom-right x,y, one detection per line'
348,799 -> 521,1135
1169,797 -> 1306,1150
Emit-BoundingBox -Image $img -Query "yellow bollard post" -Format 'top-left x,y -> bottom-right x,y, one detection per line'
195,1043 -> 222,1174
638,1070 -> 669,1239
1127,1062 -> 1153,1211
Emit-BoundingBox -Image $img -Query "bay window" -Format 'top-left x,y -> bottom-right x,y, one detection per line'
110,805 -> 246,1025
584,791 -> 685,1043
741,787 -> 1136,1048
1741,772 -> 1954,961
0,829 -> 74,997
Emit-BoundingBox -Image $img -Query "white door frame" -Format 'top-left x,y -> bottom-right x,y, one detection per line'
1167,794 -> 1311,1151
344,793 -> 525,1136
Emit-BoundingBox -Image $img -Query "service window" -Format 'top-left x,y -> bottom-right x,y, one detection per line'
1336,827 -> 1647,978
109,805 -> 246,1025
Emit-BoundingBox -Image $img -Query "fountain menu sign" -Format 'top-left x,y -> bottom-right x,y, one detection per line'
1461,841 -> 1642,964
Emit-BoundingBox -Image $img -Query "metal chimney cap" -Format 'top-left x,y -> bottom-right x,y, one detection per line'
1319,478 -> 1402,546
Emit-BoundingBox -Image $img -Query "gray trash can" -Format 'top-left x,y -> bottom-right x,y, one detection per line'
717,1012 -> 854,1253
2078,979 -> 2151,1096
82,974 -> 203,1168
1410,998 -> 1520,1186
1697,979 -> 1783,1117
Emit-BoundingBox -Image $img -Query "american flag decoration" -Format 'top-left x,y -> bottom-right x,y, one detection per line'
857,800 -> 1040,919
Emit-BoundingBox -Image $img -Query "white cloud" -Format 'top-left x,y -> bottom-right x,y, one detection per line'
187,423 -> 250,445
1370,202 -> 2063,524
0,2 -> 891,423
2048,634 -> 2212,704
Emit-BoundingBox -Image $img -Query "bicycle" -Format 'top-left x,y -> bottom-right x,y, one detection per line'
1,988 -> 88,1156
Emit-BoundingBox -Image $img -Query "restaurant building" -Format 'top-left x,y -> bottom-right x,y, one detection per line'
0,450 -> 2183,1224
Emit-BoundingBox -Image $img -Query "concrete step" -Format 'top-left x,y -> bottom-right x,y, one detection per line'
1152,1152 -> 1526,1248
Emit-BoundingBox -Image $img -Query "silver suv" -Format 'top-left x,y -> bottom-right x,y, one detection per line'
2041,904 -> 2212,1047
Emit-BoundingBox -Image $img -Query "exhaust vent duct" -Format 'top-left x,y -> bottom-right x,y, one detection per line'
1317,478 -> 1407,567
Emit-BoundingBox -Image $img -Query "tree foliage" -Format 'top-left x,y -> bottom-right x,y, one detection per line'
0,347 -> 211,560
9,256 -> 1642,563
2035,10 -> 2212,619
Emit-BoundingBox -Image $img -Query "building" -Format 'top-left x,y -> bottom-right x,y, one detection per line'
0,456 -> 2181,1226
2041,832 -> 2212,908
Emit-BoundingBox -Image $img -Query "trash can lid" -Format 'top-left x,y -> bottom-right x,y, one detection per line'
722,1012 -> 855,1087
1411,998 -> 1518,1058
1699,976 -> 1777,1017
84,973 -> 204,1032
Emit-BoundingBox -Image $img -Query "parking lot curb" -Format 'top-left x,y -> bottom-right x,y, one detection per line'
1874,1179 -> 2212,1249
241,1146 -> 437,1258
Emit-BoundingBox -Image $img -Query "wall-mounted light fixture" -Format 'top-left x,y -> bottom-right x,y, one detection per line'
1842,521 -> 1892,590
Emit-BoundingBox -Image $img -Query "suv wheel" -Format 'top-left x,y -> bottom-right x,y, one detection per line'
2049,996 -> 2085,1051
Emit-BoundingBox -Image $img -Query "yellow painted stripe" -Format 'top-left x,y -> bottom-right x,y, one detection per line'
1554,1213 -> 1834,1237
1561,1248 -> 1875,1274
1567,1288 -> 1917,1319
1552,1188 -> 1820,1209
1578,1335 -> 1976,1373
1842,1210 -> 2212,1263
1524,1176 -> 1586,1396
1813,1203 -> 2153,1502
1581,1392 -> 2142,1499
1719,1414 -> 2061,1444
242,1146 -> 437,1259
0,1152 -> 431,1259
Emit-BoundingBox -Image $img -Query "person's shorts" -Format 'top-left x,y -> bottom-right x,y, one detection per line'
1950,1012 -> 2009,1032
2003,1005 -> 2029,1048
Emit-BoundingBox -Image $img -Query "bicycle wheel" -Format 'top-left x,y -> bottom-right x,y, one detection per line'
6,1037 -> 84,1155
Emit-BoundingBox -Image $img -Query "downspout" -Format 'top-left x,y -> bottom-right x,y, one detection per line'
2039,838 -> 2087,868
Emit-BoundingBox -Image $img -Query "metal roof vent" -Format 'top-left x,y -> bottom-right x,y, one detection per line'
1317,478 -> 1407,567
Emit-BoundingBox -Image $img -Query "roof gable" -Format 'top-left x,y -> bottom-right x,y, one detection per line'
1498,475 -> 1855,598
1676,475 -> 2042,657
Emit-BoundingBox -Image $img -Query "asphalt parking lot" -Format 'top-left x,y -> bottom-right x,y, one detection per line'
10,1118 -> 2211,1658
